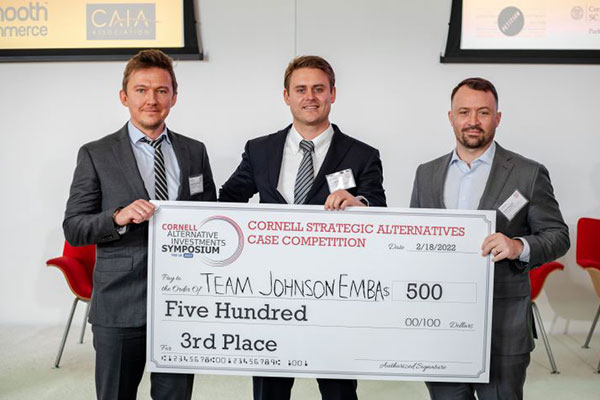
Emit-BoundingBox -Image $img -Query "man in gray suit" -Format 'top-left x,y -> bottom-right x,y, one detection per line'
410,77 -> 569,399
63,49 -> 216,399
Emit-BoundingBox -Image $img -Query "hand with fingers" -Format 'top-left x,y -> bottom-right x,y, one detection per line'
324,189 -> 365,211
481,232 -> 524,262
113,199 -> 156,226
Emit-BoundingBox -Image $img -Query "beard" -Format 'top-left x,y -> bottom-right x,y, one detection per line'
456,126 -> 493,149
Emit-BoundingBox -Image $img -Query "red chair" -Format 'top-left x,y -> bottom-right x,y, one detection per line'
529,261 -> 564,374
576,217 -> 600,373
46,241 -> 95,368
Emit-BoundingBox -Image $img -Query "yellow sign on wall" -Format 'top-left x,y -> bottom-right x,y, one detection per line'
0,0 -> 184,49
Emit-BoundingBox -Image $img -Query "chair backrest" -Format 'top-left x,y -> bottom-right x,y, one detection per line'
63,241 -> 96,277
529,261 -> 564,301
576,217 -> 600,270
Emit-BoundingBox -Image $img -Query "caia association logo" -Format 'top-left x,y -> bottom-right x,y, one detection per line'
87,3 -> 156,40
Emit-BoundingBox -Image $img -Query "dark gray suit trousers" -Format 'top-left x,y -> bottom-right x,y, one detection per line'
426,353 -> 530,400
93,326 -> 194,400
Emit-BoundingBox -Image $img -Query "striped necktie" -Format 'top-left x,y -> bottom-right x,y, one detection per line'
141,135 -> 168,200
294,139 -> 315,204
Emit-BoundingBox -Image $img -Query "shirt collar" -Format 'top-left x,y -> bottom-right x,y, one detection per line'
449,141 -> 496,166
288,123 -> 334,154
128,120 -> 170,145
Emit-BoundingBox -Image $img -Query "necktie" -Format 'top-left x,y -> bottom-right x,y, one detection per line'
141,135 -> 168,200
294,140 -> 315,204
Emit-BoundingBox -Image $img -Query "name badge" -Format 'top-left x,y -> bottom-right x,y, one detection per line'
326,169 -> 356,193
498,190 -> 528,221
189,174 -> 204,195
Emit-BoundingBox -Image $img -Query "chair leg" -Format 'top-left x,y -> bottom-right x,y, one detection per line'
583,303 -> 600,349
53,297 -> 79,369
532,302 -> 559,374
79,301 -> 90,344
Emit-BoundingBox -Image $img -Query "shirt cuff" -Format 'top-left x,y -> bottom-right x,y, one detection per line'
516,237 -> 530,263
355,195 -> 369,206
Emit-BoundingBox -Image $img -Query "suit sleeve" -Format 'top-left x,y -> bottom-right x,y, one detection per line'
199,142 -> 217,201
218,141 -> 258,203
521,164 -> 570,268
409,165 -> 422,208
63,146 -> 121,246
355,149 -> 386,207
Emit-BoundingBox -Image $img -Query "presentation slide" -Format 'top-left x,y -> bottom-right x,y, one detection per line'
461,0 -> 600,50
0,0 -> 184,50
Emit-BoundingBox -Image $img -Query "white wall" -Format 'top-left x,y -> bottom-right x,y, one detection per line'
1,0 -> 598,330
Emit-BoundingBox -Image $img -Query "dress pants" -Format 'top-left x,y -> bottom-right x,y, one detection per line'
426,353 -> 530,400
92,325 -> 194,400
253,376 -> 357,400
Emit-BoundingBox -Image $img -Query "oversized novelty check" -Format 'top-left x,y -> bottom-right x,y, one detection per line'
147,202 -> 496,383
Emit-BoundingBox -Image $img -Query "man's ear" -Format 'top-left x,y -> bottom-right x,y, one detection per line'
119,89 -> 128,107
283,88 -> 290,106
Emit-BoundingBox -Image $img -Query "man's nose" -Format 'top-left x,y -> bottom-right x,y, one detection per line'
146,91 -> 158,103
468,112 -> 480,126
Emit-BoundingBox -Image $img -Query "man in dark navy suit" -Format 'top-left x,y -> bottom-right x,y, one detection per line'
219,55 -> 386,400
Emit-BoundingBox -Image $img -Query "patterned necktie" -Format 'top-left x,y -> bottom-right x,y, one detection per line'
141,135 -> 168,200
294,139 -> 315,204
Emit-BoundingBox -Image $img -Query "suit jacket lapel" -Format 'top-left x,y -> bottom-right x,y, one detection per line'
306,125 -> 352,202
268,126 -> 289,203
434,153 -> 452,209
113,124 -> 149,199
478,143 -> 513,210
169,130 -> 189,200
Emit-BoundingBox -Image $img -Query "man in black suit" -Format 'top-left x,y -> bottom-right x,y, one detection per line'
219,55 -> 386,400
63,49 -> 216,400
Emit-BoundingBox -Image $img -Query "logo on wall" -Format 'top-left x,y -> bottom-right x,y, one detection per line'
497,6 -> 525,37
571,6 -> 584,20
87,3 -> 156,40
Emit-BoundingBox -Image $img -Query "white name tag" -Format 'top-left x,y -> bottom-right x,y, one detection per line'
326,169 -> 356,193
189,174 -> 204,195
498,190 -> 528,221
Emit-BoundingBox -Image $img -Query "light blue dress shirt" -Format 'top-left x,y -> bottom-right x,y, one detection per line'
127,121 -> 181,200
443,142 -> 530,261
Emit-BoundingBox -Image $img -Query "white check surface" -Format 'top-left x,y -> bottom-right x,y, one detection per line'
147,202 -> 495,383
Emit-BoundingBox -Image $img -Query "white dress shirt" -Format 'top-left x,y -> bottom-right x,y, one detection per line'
277,124 -> 334,204
127,121 -> 181,201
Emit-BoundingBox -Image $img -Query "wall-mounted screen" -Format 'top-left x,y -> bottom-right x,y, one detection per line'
0,0 -> 201,62
441,0 -> 600,63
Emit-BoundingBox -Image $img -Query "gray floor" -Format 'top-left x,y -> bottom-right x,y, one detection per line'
0,325 -> 599,399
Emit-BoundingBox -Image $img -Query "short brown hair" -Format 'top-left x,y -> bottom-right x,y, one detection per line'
284,55 -> 335,91
451,77 -> 498,107
122,49 -> 178,93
